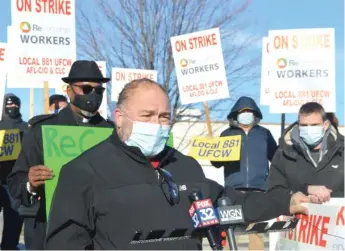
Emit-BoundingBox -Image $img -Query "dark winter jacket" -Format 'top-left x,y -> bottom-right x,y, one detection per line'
0,93 -> 28,184
45,129 -> 293,250
7,105 -> 114,250
211,97 -> 277,191
268,122 -> 344,198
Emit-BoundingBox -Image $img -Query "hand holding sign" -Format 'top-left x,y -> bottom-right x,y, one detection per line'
288,191 -> 327,215
28,165 -> 54,190
307,185 -> 332,203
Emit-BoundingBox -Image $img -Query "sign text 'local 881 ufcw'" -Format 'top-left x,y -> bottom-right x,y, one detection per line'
7,0 -> 76,88
170,28 -> 229,105
267,28 -> 336,113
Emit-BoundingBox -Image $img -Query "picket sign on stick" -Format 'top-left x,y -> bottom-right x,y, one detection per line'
170,28 -> 229,138
8,0 -> 76,89
267,28 -> 336,113
30,88 -> 34,118
203,101 -> 213,137
111,68 -> 158,101
43,81 -> 49,114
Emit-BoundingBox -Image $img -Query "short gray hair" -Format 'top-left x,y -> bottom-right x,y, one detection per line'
117,78 -> 168,108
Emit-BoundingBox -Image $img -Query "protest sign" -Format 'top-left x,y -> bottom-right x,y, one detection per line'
7,0 -> 76,88
268,28 -> 335,113
188,135 -> 241,161
166,132 -> 174,148
0,42 -> 6,74
260,37 -> 271,105
0,129 -> 22,162
269,199 -> 344,250
0,42 -> 6,118
170,28 -> 229,105
42,125 -> 113,218
111,68 -> 157,101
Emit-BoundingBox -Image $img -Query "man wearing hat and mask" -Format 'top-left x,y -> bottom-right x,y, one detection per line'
0,93 -> 27,250
7,60 -> 114,250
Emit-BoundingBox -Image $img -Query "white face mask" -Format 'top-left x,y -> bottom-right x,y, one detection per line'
237,112 -> 254,125
299,125 -> 325,147
125,121 -> 171,157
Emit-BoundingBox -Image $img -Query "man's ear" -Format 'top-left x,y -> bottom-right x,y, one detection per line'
114,108 -> 122,128
66,85 -> 73,100
324,120 -> 331,130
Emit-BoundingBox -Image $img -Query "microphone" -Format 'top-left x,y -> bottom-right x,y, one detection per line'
188,190 -> 222,250
217,197 -> 245,250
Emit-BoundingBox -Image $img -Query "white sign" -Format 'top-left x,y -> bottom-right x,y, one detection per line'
268,28 -> 335,113
8,0 -> 76,88
260,37 -> 270,105
170,28 -> 229,105
0,43 -> 6,76
0,42 -> 6,118
111,68 -> 158,101
269,199 -> 344,250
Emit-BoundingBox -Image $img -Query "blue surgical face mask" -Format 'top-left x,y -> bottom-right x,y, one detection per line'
125,121 -> 171,157
299,125 -> 325,147
237,112 -> 254,125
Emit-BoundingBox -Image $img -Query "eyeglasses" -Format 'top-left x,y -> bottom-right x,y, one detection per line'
157,168 -> 180,205
73,84 -> 105,95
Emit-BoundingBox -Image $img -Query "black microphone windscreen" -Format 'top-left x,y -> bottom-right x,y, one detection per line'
217,197 -> 231,207
189,190 -> 203,201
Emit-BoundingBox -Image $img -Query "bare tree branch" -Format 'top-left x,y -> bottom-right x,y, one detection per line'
76,0 -> 261,140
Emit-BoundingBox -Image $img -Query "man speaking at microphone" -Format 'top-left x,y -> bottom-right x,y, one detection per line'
45,79 -> 316,250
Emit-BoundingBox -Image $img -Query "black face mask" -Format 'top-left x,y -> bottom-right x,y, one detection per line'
71,91 -> 103,113
5,107 -> 20,118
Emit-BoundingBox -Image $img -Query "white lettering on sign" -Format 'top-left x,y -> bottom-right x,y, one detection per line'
195,199 -> 211,209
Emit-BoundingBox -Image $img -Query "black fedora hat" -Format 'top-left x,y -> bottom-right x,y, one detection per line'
62,60 -> 110,84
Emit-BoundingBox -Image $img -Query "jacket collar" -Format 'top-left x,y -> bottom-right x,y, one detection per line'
56,105 -> 106,126
280,122 -> 343,160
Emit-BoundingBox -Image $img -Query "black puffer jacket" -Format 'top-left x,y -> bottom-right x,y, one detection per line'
268,122 -> 344,197
0,93 -> 28,184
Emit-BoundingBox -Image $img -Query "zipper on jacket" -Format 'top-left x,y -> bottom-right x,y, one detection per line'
246,150 -> 249,188
244,133 -> 249,188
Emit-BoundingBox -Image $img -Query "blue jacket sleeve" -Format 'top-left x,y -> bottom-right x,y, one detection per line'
267,130 -> 278,161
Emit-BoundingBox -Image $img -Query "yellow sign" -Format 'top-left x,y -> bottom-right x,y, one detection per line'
188,135 -> 241,161
0,129 -> 22,162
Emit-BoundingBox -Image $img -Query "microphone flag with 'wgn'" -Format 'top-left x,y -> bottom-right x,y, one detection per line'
217,197 -> 245,250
